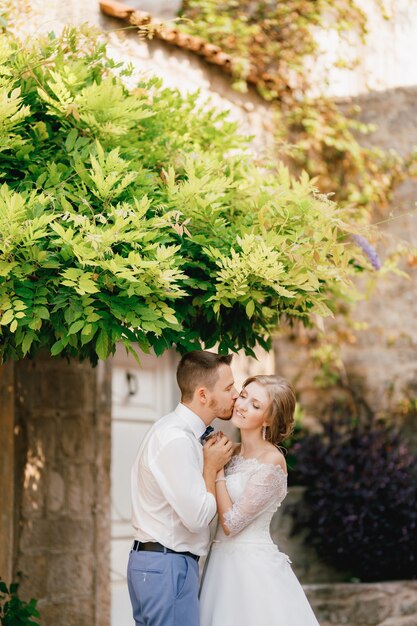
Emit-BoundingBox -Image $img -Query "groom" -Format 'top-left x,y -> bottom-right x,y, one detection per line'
127,350 -> 238,626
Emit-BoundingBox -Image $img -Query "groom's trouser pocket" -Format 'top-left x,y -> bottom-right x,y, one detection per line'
127,551 -> 199,626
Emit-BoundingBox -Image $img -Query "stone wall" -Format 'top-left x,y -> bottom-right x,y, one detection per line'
305,581 -> 417,626
275,86 -> 417,445
13,354 -> 112,626
0,362 -> 15,583
340,86 -> 417,416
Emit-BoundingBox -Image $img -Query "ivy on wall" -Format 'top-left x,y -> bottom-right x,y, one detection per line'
179,0 -> 414,214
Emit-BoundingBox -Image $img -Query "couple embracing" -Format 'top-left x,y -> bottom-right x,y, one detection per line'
127,350 -> 320,626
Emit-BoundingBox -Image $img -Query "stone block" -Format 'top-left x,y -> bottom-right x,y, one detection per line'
16,356 -> 98,414
304,583 -> 417,626
46,553 -> 94,597
38,598 -> 94,626
400,597 -> 417,616
47,470 -> 65,513
58,368 -> 95,413
16,553 -> 49,600
20,418 -> 60,518
381,618 -> 417,626
350,595 -> 392,625
21,453 -> 46,519
28,418 -> 57,459
59,417 -> 95,460
21,475 -> 45,518
20,518 -> 94,554
66,463 -> 95,514
15,359 -> 44,413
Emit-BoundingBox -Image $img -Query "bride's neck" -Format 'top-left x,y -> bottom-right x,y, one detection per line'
239,431 -> 263,458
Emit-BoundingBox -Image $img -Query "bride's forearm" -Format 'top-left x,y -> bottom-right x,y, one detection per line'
215,475 -> 233,535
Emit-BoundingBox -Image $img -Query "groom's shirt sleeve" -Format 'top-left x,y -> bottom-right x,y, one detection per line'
149,435 -> 217,533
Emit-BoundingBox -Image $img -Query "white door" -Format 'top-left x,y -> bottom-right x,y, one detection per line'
110,344 -> 179,626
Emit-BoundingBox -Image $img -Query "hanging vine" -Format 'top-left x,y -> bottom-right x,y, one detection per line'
179,0 -> 415,216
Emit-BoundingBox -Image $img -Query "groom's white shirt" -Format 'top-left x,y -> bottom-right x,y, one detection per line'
131,403 -> 217,556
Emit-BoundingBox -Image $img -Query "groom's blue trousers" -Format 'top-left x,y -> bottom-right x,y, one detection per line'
127,548 -> 200,626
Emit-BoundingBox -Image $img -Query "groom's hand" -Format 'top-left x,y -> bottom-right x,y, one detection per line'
203,434 -> 233,472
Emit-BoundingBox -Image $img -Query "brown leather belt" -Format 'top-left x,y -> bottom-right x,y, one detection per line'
132,540 -> 200,562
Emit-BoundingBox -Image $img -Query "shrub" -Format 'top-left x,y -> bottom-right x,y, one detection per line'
290,410 -> 417,581
0,577 -> 40,626
0,26 -> 384,364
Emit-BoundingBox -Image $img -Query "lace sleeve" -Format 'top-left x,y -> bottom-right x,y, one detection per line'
223,464 -> 287,537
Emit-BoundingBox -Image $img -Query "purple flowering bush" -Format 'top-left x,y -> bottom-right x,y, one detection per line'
290,411 -> 417,581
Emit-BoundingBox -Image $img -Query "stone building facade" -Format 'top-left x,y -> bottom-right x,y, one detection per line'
0,356 -> 112,626
274,85 -> 417,446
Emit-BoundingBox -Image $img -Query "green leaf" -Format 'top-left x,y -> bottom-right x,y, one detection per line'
21,332 -> 35,355
34,306 -> 50,320
65,128 -> 78,152
78,276 -> 99,295
50,339 -> 64,356
95,329 -> 109,360
68,320 -> 85,335
1,309 -> 14,326
245,300 -> 255,318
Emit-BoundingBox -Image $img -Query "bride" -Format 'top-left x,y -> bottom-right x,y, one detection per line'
199,375 -> 320,626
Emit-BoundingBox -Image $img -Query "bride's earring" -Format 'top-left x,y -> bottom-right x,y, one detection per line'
262,425 -> 267,441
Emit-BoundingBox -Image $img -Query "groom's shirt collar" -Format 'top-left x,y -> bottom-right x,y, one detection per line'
174,402 -> 207,440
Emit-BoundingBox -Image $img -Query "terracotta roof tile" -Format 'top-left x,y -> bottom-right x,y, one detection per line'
99,0 -> 260,86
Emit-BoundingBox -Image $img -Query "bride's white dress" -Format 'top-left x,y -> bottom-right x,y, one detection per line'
199,455 -> 320,626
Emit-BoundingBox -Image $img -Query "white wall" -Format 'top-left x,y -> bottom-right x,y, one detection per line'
311,0 -> 417,97
127,0 -> 181,19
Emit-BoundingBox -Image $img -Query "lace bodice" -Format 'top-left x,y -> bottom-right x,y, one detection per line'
216,455 -> 287,543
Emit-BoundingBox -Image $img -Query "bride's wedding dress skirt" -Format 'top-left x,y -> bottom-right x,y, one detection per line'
199,456 -> 320,626
200,539 -> 320,626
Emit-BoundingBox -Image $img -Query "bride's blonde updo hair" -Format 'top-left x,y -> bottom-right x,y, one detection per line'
242,375 -> 296,445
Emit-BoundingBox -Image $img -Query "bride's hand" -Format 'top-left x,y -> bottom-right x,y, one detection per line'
203,435 -> 233,471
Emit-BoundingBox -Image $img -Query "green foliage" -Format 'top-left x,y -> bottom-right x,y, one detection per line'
179,0 -> 414,214
281,98 -> 410,215
0,577 -> 40,626
0,27 -> 380,364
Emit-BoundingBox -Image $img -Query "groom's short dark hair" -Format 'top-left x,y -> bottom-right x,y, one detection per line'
177,350 -> 233,402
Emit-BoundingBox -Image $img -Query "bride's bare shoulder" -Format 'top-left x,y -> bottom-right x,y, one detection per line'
261,445 -> 287,474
